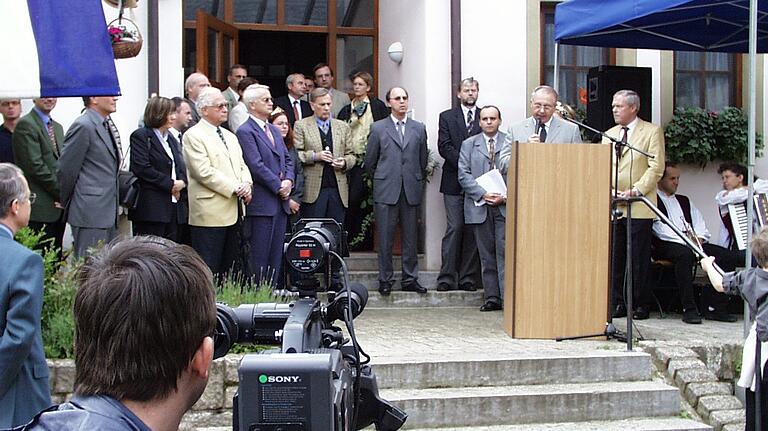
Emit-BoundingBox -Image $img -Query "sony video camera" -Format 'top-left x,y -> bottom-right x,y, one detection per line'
213,219 -> 407,431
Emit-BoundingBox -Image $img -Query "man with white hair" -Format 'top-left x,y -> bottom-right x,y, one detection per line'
184,72 -> 211,128
183,87 -> 252,279
236,85 -> 293,285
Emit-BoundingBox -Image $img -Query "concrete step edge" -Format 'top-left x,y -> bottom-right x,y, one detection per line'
403,417 -> 712,431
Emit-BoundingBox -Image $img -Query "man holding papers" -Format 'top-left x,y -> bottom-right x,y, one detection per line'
458,106 -> 508,311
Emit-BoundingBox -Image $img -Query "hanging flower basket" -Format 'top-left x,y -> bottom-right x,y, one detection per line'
108,18 -> 142,59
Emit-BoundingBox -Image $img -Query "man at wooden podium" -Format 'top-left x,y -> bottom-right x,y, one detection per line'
604,89 -> 665,320
505,85 -> 582,145
458,105 -> 508,311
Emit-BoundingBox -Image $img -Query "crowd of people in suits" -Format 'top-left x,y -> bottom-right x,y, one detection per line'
0,64 -> 761,318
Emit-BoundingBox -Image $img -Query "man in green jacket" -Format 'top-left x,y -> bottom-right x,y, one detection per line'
12,98 -> 64,251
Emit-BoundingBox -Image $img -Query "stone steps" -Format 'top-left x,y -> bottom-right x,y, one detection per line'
404,417 -> 712,430
346,252 -> 426,271
382,381 -> 681,429
372,352 -> 651,390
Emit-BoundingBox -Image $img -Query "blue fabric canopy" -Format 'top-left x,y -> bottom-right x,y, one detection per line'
555,0 -> 768,53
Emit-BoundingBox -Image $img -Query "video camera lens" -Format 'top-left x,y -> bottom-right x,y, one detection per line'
284,222 -> 338,273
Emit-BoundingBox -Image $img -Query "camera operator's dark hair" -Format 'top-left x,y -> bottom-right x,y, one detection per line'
73,236 -> 216,401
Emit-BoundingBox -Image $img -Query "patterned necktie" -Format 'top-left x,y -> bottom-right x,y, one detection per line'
538,121 -> 547,142
264,124 -> 275,147
321,121 -> 329,134
292,100 -> 301,122
216,127 -> 228,150
46,120 -> 58,155
466,109 -> 473,135
103,118 -> 121,166
488,138 -> 495,169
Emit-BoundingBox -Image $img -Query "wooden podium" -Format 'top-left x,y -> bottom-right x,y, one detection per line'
503,142 -> 611,339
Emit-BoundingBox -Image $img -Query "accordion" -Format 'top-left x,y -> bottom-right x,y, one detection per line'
727,193 -> 768,250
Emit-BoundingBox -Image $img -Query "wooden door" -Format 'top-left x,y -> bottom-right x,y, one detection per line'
196,10 -> 239,89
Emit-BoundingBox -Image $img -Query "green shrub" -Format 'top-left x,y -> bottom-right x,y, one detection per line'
664,106 -> 763,166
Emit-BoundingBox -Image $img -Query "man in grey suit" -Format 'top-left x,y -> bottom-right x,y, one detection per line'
458,106 -> 508,312
313,63 -> 350,118
58,96 -> 121,258
0,164 -> 51,427
365,87 -> 428,296
506,85 -> 582,145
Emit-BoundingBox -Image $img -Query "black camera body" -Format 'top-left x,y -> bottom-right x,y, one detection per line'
214,219 -> 406,431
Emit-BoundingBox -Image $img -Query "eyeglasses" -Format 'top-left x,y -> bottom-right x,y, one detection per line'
207,103 -> 228,110
390,96 -> 408,101
27,193 -> 36,204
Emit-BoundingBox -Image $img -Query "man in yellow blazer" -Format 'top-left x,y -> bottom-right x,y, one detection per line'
603,89 -> 665,321
183,87 -> 252,279
294,87 -> 356,225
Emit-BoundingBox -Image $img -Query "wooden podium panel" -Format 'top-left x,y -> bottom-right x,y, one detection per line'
503,143 -> 611,339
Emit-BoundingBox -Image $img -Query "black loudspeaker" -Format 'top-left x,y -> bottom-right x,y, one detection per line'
586,65 -> 652,142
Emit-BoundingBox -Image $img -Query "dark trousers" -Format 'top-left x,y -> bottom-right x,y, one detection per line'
611,218 -> 653,309
190,224 -> 239,281
245,212 -> 287,287
652,241 -> 739,312
302,187 -> 345,225
746,359 -> 768,431
132,206 -> 179,242
72,225 -> 118,258
374,191 -> 419,284
438,193 -> 481,289
473,206 -> 505,304
28,219 -> 65,255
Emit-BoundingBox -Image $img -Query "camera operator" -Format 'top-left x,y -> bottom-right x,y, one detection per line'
18,236 -> 216,430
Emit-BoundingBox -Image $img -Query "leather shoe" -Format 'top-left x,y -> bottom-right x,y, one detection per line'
480,301 -> 502,312
378,282 -> 392,296
436,283 -> 455,292
705,311 -> 737,323
682,308 -> 702,324
612,304 -> 627,319
633,306 -> 650,320
459,282 -> 477,292
402,281 -> 427,294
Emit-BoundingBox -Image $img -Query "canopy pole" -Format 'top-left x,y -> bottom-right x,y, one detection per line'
554,42 -> 560,93
747,1 -> 759,430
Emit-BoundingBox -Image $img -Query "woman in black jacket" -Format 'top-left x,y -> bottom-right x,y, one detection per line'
337,71 -> 388,249
129,96 -> 188,242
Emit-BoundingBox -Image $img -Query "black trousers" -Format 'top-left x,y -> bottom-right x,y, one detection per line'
190,224 -> 239,281
132,206 -> 180,243
611,218 -> 653,309
301,187 -> 346,225
652,241 -> 741,313
746,359 -> 768,431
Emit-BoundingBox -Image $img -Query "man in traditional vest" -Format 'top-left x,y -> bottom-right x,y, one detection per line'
652,162 -> 740,324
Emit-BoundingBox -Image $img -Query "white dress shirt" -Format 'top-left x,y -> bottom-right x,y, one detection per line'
653,189 -> 710,244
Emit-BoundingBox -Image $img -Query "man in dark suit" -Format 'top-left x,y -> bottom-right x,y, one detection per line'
313,63 -> 350,118
58,96 -> 121,258
274,73 -> 312,126
458,106 -> 508,312
436,77 -> 482,292
237,85 -> 294,286
365,87 -> 428,296
0,99 -> 21,164
12,98 -> 65,251
185,72 -> 211,129
129,97 -> 188,243
0,164 -> 51,427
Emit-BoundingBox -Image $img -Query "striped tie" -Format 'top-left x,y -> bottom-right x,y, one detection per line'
47,120 -> 58,155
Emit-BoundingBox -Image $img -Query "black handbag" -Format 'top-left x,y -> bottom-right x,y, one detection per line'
117,134 -> 141,210
118,170 -> 140,209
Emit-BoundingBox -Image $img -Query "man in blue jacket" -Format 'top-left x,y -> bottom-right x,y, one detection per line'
0,163 -> 51,427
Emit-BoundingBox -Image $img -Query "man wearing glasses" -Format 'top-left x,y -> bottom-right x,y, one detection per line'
365,87 -> 428,296
505,85 -> 582,145
183,87 -> 252,280
0,164 -> 51,427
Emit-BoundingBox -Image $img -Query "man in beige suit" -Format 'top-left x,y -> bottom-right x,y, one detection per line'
183,87 -> 252,279
603,89 -> 665,321
294,87 -> 356,225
